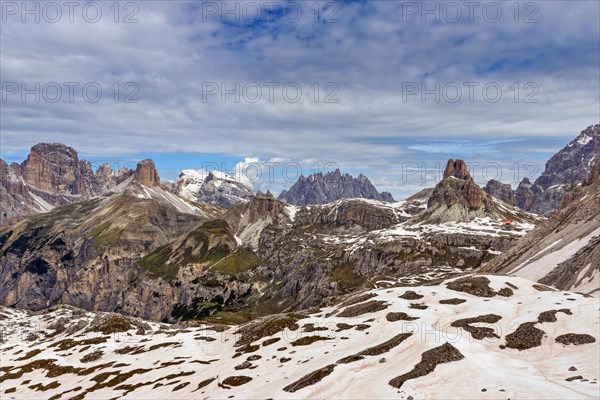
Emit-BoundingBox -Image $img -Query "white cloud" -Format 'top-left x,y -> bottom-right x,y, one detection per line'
1,0 -> 598,199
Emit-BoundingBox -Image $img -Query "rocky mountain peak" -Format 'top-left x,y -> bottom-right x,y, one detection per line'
278,169 -> 394,206
428,161 -> 483,211
21,142 -> 85,195
164,169 -> 253,208
514,123 -> 599,216
420,158 -> 533,224
443,159 -> 473,181
1,143 -> 132,227
134,159 -> 160,187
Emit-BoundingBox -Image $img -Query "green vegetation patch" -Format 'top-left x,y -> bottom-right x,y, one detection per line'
171,298 -> 221,321
209,247 -> 259,275
90,221 -> 122,252
139,244 -> 178,281
139,220 -> 238,281
88,315 -> 132,335
328,263 -> 363,293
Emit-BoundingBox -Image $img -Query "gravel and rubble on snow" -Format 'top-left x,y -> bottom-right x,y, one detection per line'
1,275 -> 598,400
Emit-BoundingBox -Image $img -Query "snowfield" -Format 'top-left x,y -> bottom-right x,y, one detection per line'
1,275 -> 598,400
509,228 -> 600,282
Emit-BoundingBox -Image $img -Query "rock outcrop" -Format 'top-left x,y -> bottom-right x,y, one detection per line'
0,143 -> 133,227
443,159 -> 473,181
278,169 -> 394,206
428,160 -> 484,210
484,179 -> 515,206
134,159 -> 161,187
21,143 -> 89,196
414,159 -> 535,225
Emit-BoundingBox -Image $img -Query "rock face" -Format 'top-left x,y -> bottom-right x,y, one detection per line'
514,178 -> 538,210
134,159 -> 160,187
21,143 -> 89,195
484,179 -> 515,206
0,177 -> 230,321
0,143 -> 130,227
428,160 -> 483,210
514,124 -> 600,216
247,193 -> 286,224
278,169 -> 394,206
443,159 -> 473,181
482,157 -> 600,296
165,170 -> 253,208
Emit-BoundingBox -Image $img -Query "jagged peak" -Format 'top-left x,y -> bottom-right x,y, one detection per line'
443,159 -> 473,181
134,159 -> 160,187
29,142 -> 78,156
278,168 -> 395,205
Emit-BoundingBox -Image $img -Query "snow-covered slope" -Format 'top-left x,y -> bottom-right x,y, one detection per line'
165,169 -> 253,208
110,176 -> 220,218
1,275 -> 597,400
508,228 -> 600,282
483,156 -> 600,296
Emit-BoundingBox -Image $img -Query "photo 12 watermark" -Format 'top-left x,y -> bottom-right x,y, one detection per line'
1,1 -> 140,23
397,1 -> 540,24
200,1 -> 340,24
401,82 -> 539,104
1,82 -> 140,104
201,82 -> 339,104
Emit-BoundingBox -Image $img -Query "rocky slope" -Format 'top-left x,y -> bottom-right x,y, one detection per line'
496,124 -> 599,216
481,157 -> 600,296
233,177 -> 535,311
0,161 -> 236,322
278,169 -> 394,206
0,158 -> 536,322
0,143 -> 131,227
1,274 -> 598,399
165,170 -> 253,208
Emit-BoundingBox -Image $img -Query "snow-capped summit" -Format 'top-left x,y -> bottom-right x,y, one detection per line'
166,169 -> 253,208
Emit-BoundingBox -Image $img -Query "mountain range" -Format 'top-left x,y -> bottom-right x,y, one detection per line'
278,169 -> 395,205
485,124 -> 600,216
0,124 -> 598,399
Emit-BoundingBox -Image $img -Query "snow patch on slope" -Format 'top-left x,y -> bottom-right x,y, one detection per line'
509,228 -> 600,282
1,275 -> 598,400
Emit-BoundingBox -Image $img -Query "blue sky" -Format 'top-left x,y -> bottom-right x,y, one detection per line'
1,1 -> 599,199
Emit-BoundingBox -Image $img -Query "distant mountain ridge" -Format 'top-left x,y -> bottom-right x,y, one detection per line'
484,124 -> 599,216
278,168 -> 394,205
165,169 -> 253,208
0,143 -> 131,227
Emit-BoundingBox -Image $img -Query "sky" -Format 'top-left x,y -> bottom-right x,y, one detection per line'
1,0 -> 599,199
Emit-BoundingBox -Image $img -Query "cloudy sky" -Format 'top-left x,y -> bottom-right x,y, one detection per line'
1,0 -> 599,198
